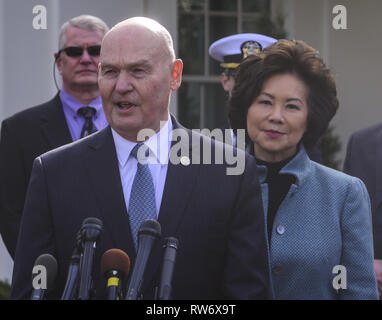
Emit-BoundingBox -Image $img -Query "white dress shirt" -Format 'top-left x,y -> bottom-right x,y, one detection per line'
111,117 -> 173,218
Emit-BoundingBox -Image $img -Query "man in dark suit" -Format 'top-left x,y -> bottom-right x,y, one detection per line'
0,15 -> 109,258
344,122 -> 382,297
11,17 -> 268,300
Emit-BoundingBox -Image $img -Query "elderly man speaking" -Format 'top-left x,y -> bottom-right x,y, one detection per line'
11,17 -> 268,300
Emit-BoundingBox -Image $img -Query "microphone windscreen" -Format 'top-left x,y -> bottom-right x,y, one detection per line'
138,219 -> 161,239
101,249 -> 131,278
82,217 -> 103,227
33,254 -> 58,288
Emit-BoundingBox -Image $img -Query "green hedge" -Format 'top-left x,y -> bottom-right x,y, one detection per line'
0,280 -> 11,300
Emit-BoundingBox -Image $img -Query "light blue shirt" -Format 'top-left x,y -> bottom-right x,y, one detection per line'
111,117 -> 173,218
60,89 -> 108,141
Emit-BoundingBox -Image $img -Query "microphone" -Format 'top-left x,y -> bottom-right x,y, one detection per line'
158,237 -> 179,300
126,219 -> 161,300
101,249 -> 131,300
61,247 -> 81,300
61,229 -> 82,300
61,228 -> 83,300
31,253 -> 58,300
77,217 -> 103,300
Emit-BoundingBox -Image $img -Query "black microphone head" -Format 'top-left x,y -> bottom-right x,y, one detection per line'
138,219 -> 161,239
82,217 -> 103,228
101,249 -> 131,278
32,254 -> 58,289
81,217 -> 103,242
164,237 -> 179,250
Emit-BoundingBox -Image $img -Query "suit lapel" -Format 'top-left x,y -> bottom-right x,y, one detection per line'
84,119 -> 202,296
142,118 -> 202,294
158,125 -> 201,237
85,127 -> 136,259
375,127 -> 382,210
40,93 -> 73,148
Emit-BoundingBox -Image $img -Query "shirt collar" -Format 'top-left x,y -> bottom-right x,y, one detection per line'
112,116 -> 173,168
59,89 -> 103,118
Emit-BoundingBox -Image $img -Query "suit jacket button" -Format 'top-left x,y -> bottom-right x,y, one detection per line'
272,266 -> 282,275
276,225 -> 285,235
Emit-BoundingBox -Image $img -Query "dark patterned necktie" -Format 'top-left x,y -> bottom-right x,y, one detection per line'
77,106 -> 97,138
128,143 -> 157,250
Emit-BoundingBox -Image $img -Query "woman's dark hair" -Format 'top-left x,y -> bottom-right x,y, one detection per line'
229,39 -> 339,149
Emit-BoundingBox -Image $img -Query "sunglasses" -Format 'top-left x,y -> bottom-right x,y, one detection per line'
58,45 -> 101,58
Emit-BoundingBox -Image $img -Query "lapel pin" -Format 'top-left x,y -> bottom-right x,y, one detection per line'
180,156 -> 190,166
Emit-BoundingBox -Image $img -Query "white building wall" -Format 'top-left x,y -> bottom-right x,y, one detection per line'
2,0 -> 59,120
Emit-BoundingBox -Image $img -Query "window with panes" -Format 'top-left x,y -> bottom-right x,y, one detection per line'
177,0 -> 272,130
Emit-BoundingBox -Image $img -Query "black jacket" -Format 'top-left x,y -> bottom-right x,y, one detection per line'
11,119 -> 269,300
0,93 -> 72,258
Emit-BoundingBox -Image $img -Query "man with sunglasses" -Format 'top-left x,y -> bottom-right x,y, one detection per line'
0,15 -> 109,259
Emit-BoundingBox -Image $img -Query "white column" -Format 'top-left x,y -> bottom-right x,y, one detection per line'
0,0 -> 62,285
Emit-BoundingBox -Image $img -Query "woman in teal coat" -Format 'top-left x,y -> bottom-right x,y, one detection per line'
229,39 -> 378,299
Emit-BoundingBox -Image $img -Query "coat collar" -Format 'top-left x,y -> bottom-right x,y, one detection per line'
257,145 -> 311,188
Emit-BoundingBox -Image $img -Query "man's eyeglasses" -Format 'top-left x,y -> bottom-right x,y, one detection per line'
57,45 -> 101,58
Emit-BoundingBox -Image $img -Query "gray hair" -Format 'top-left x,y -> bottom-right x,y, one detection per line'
58,15 -> 109,49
